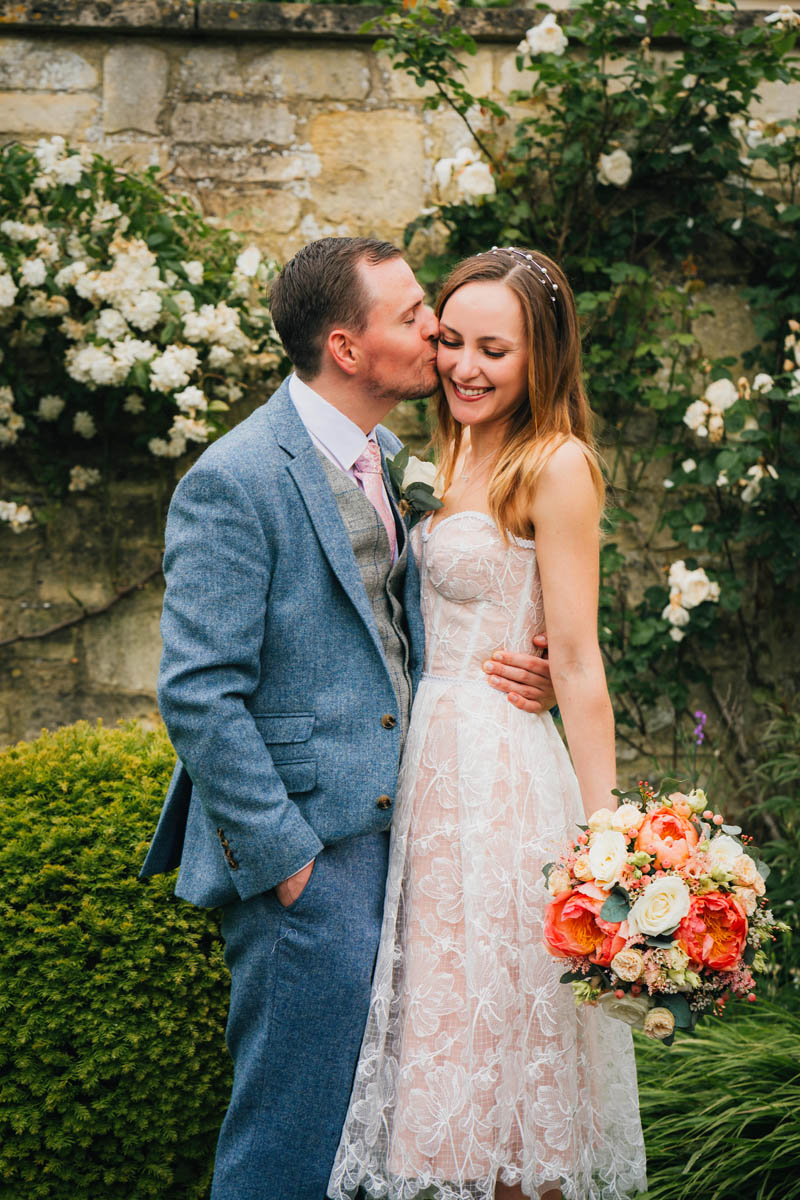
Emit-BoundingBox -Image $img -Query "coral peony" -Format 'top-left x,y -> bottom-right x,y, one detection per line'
544,884 -> 624,964
676,892 -> 748,971
635,806 -> 699,868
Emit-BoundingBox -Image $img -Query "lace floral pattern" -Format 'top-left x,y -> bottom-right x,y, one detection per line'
329,513 -> 647,1200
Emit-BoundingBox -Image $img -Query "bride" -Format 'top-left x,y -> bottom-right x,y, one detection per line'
329,248 -> 647,1200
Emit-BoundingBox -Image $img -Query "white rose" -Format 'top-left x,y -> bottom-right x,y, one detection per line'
683,399 -> 709,433
402,456 -> 439,492
523,13 -> 569,56
662,597 -> 690,627
433,156 -> 455,193
95,308 -> 128,342
680,567 -> 714,608
687,788 -> 707,814
597,148 -> 633,188
704,378 -> 738,412
588,830 -> 628,888
456,160 -> 496,200
587,807 -> 615,833
53,155 -> 83,186
235,245 -> 261,277
627,876 -> 691,936
669,627 -> 685,642
681,458 -> 697,473
753,373 -> 774,394
174,385 -> 208,413
706,834 -> 741,874
611,804 -> 646,835
597,992 -> 651,1027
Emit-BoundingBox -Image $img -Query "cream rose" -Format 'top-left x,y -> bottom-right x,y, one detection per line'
643,1007 -> 676,1040
610,947 -> 645,982
704,377 -> 738,411
733,885 -> 758,916
573,854 -> 594,882
732,853 -> 760,887
587,807 -> 615,833
627,876 -> 691,936
588,830 -> 628,888
547,867 -> 571,896
611,804 -> 646,835
597,992 -> 651,1027
597,148 -> 633,188
706,834 -> 742,875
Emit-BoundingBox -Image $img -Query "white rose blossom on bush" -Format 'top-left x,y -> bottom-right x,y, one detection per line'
661,559 -> 720,642
597,148 -> 633,188
0,498 -> 33,532
434,146 -> 496,203
518,13 -> 569,57
0,136 -> 285,498
682,376 -> 738,440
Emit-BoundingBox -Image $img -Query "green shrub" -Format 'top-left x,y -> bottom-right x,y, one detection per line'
635,1002 -> 800,1200
0,721 -> 229,1200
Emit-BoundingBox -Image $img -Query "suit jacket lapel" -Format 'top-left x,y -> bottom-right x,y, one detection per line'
376,428 -> 408,557
266,385 -> 387,662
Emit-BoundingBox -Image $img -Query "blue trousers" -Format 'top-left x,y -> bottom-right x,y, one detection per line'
210,831 -> 390,1200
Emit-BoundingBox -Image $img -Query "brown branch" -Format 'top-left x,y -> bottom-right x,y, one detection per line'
0,564 -> 163,649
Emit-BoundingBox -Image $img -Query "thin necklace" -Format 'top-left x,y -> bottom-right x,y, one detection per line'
459,447 -> 497,483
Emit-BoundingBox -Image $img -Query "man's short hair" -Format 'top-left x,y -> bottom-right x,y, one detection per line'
269,237 -> 401,378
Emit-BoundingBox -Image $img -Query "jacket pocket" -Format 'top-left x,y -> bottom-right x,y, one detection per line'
252,713 -> 315,743
272,758 -> 317,795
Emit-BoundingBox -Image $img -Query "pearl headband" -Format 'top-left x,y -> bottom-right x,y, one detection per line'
487,245 -> 559,303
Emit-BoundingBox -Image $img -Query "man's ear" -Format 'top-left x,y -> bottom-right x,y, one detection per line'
326,328 -> 359,376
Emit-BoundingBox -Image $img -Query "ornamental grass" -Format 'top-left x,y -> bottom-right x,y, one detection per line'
0,720 -> 227,1199
634,1002 -> 800,1200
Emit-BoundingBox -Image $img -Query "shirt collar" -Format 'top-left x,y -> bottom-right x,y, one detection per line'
288,373 -> 377,472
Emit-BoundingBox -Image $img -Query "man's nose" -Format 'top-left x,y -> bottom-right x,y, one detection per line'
421,307 -> 438,341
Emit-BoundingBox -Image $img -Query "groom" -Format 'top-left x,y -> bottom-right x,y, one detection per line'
141,237 -> 554,1200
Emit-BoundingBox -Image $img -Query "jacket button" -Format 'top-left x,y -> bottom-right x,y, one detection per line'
376,794 -> 392,811
381,714 -> 397,729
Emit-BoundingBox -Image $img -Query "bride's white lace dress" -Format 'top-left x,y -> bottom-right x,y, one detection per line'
329,512 -> 647,1200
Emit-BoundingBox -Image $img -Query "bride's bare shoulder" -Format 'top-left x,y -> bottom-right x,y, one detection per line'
530,438 -> 601,522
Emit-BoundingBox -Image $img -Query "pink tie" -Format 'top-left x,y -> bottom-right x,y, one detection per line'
353,440 -> 397,561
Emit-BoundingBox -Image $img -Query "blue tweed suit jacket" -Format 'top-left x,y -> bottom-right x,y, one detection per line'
140,379 -> 425,908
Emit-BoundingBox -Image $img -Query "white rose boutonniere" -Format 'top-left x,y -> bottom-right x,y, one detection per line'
387,446 -> 443,527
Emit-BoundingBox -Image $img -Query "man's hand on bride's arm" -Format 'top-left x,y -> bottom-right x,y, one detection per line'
482,633 -> 557,713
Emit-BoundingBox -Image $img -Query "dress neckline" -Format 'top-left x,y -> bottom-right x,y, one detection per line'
422,510 -> 535,549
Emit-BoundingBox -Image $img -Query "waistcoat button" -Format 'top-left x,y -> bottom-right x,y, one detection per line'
381,714 -> 397,729
376,794 -> 392,810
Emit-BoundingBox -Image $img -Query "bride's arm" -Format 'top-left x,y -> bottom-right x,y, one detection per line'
530,440 -> 615,818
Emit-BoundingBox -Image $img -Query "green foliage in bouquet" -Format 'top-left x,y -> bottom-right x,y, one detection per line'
368,0 -> 800,781
634,1002 -> 800,1199
0,138 -> 285,504
0,721 -> 228,1199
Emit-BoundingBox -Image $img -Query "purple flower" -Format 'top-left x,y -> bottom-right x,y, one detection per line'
693,710 -> 707,745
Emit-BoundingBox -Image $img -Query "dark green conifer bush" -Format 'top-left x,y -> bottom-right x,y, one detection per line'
0,721 -> 229,1199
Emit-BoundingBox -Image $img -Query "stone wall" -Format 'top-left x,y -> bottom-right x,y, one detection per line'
0,0 -> 797,754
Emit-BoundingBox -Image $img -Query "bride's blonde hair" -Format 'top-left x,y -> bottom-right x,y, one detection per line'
433,247 -> 604,541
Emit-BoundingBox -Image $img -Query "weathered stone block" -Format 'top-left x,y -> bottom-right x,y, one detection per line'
245,47 -> 371,101
202,187 -> 301,235
171,98 -> 296,146
0,91 -> 98,136
308,110 -> 425,235
82,591 -> 162,693
692,285 -> 757,365
178,45 -> 242,95
0,38 -> 98,90
103,44 -> 168,134
103,139 -> 170,171
175,146 -> 319,185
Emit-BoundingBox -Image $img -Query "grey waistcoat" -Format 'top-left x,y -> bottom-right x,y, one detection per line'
316,451 -> 413,745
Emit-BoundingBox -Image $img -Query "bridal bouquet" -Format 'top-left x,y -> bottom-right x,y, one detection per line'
542,781 -> 779,1043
